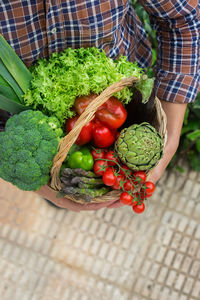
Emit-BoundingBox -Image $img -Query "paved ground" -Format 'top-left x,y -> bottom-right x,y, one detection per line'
0,159 -> 200,300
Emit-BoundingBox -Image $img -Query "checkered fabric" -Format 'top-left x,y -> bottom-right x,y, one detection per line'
0,0 -> 200,103
139,0 -> 200,103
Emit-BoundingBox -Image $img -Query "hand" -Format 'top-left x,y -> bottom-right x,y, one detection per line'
35,184 -> 119,212
148,101 -> 187,184
146,136 -> 177,183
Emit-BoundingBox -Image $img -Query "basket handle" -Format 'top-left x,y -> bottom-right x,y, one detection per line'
50,76 -> 139,190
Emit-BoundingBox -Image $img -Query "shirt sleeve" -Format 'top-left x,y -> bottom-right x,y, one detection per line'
139,0 -> 200,103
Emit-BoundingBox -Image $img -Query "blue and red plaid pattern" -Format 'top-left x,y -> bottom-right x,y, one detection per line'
0,0 -> 200,103
139,0 -> 200,103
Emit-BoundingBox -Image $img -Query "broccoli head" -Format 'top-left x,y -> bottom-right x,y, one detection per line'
0,110 -> 63,191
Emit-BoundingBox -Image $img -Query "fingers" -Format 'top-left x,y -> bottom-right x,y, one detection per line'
35,185 -> 120,211
50,198 -> 119,211
48,197 -> 81,212
35,185 -> 81,211
146,149 -> 172,184
79,199 -> 120,211
107,199 -> 124,209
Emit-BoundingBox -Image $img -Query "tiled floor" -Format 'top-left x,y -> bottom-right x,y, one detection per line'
0,159 -> 200,300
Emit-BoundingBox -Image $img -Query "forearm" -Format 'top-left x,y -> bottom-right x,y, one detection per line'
148,100 -> 187,183
161,100 -> 187,150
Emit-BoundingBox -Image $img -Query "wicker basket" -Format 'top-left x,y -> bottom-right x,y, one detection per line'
50,77 -> 167,204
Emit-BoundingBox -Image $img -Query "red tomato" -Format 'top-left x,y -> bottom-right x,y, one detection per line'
120,192 -> 133,205
77,121 -> 93,145
74,94 -> 98,115
105,150 -> 119,166
132,202 -> 145,214
134,192 -> 146,200
143,192 -> 153,199
75,95 -> 127,129
123,180 -> 135,192
119,165 -> 132,177
95,96 -> 127,129
66,115 -> 78,132
91,149 -> 105,160
92,124 -> 116,148
141,181 -> 155,197
102,167 -> 117,186
92,117 -> 102,128
139,191 -> 153,199
66,115 -> 93,146
131,200 -> 138,207
112,175 -> 124,190
133,171 -> 147,184
93,160 -> 108,176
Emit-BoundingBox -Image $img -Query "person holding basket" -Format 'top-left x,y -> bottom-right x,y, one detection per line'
0,0 -> 199,211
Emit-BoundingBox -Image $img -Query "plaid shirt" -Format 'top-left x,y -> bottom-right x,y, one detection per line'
0,0 -> 200,104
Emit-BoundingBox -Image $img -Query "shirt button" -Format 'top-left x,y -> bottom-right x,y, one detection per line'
51,27 -> 57,34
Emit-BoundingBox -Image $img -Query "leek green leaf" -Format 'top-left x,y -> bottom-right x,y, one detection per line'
0,85 -> 20,103
0,58 -> 23,101
0,35 -> 32,93
0,73 -> 20,101
0,74 -> 9,86
0,93 -> 28,114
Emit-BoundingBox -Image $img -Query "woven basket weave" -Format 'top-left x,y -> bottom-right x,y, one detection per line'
50,77 -> 167,204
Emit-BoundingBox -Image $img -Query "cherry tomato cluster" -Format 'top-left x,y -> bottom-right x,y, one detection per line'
92,148 -> 155,214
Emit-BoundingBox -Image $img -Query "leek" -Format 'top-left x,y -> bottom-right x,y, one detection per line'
0,94 -> 28,114
0,35 -> 32,93
0,74 -> 28,113
0,86 -> 20,103
0,59 -> 23,101
0,74 -> 9,86
0,74 -> 20,102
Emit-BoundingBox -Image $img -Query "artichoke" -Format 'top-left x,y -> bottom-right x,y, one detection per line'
115,122 -> 164,171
